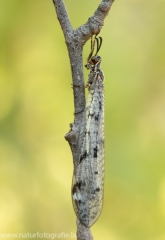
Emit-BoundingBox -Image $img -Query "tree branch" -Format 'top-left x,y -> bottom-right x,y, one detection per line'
52,0 -> 73,41
76,0 -> 115,43
52,0 -> 115,239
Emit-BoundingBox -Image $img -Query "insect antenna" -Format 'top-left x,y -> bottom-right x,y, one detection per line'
87,35 -> 96,62
94,37 -> 102,56
85,34 -> 102,68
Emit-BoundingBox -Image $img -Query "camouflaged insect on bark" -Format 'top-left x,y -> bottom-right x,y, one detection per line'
72,54 -> 105,227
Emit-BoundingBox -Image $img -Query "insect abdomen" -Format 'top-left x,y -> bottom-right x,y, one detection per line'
72,73 -> 104,227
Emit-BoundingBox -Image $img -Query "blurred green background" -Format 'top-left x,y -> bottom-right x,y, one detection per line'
0,0 -> 165,240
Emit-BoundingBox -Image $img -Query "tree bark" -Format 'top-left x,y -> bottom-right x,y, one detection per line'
52,0 -> 115,239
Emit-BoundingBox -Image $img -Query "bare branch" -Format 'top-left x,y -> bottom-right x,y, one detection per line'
76,0 -> 115,44
52,0 -> 115,239
77,219 -> 93,240
52,0 -> 73,41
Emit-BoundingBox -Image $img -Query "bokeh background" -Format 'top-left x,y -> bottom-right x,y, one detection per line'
0,0 -> 165,239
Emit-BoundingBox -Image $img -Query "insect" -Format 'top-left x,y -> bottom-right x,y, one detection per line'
71,35 -> 105,227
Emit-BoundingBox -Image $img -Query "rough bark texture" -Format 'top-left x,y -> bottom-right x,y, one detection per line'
52,0 -> 115,239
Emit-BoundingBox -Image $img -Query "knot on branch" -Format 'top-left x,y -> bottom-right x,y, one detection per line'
99,2 -> 111,12
88,16 -> 103,34
65,123 -> 78,143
